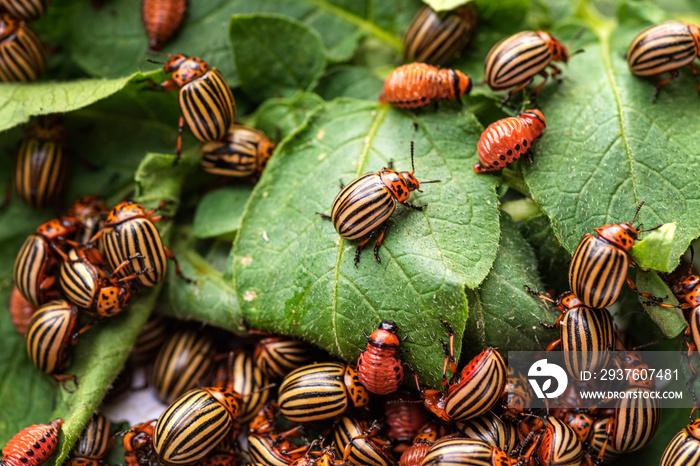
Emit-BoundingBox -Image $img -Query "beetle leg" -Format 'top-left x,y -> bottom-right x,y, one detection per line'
387,159 -> 394,170
689,62 -> 700,95
545,338 -> 562,351
401,200 -> 425,211
174,114 -> 185,165
355,232 -> 375,267
502,77 -> 533,105
163,246 -> 193,283
372,223 -> 389,263
624,276 -> 666,302
53,374 -> 78,392
652,69 -> 679,102
317,212 -> 332,220
338,179 -> 345,189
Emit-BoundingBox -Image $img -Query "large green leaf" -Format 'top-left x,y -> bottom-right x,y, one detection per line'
522,15 -> 700,273
62,0 -> 411,84
233,99 -> 500,387
252,92 -> 325,142
0,76 -> 134,132
464,213 -> 553,359
230,14 -> 327,102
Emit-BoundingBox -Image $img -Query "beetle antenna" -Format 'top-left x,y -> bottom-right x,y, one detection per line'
567,27 -> 587,50
631,200 -> 645,225
420,179 -> 441,184
410,140 -> 415,174
146,58 -> 164,65
690,245 -> 696,277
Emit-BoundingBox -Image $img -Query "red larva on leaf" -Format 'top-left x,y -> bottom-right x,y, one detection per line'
379,63 -> 472,108
357,321 -> 404,395
1,419 -> 63,466
474,109 -> 546,173
141,0 -> 187,51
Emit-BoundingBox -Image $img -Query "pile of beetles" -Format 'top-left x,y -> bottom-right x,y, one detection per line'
3,1 -> 700,466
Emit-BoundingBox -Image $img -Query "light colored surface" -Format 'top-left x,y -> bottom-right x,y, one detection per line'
102,368 -> 168,425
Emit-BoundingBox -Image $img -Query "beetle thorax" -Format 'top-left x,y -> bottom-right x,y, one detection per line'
107,202 -> 147,225
164,55 -> 210,87
0,14 -> 19,42
593,222 -> 638,251
538,31 -> 569,63
378,169 -> 414,202
689,23 -> 700,55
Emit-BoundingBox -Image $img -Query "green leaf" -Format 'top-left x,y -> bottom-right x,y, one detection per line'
630,222 -> 677,272
423,0 -> 529,26
230,14 -> 327,102
0,76 -> 134,132
522,16 -> 700,273
252,91 -> 325,142
464,212 -> 554,358
636,270 -> 686,339
314,66 -> 384,101
192,187 -> 255,239
51,153 -> 195,464
233,99 -> 500,387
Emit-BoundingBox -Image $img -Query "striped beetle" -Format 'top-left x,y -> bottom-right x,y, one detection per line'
398,421 -> 448,466
473,109 -> 546,173
67,414 -> 112,466
91,201 -> 185,288
0,13 -> 45,82
247,434 -> 308,466
13,116 -> 68,209
153,329 -> 214,404
153,387 -> 242,465
357,320 -> 404,395
417,326 -> 506,422
0,0 -> 50,21
520,417 -> 584,466
14,216 -> 83,305
319,142 -> 440,266
526,288 -> 614,380
484,30 -> 582,104
25,300 -> 91,386
1,419 -> 63,466
379,63 -> 472,108
141,0 -> 187,51
147,54 -> 236,164
278,362 -> 370,422
200,124 -> 275,178
253,336 -> 313,380
568,201 -> 663,309
586,417 -> 621,463
660,418 -> 700,466
59,247 -> 138,318
421,438 -> 517,466
456,411 -> 518,454
130,315 -> 170,363
403,5 -> 477,66
333,417 -> 393,466
216,351 -> 270,423
627,21 -> 700,100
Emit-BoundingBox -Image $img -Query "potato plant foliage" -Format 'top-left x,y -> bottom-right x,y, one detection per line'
0,0 -> 698,464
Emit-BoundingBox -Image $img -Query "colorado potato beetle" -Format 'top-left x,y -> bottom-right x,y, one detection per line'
9,285 -> 38,336
12,116 -> 68,209
148,54 -> 236,164
278,362 -> 370,423
253,336 -> 313,380
484,30 -> 580,103
383,392 -> 430,451
403,5 -> 477,66
333,416 -> 393,466
59,248 -> 136,318
153,387 -> 242,465
216,351 -> 271,423
473,109 -> 546,173
418,345 -> 507,422
0,0 -> 50,21
1,419 -> 63,466
25,300 -> 89,385
152,329 -> 214,404
320,142 -> 440,266
130,315 -> 169,363
421,438 -> 517,466
456,411 -> 518,454
379,62 -> 472,108
357,320 -> 404,395
91,201 -> 185,288
0,13 -> 45,82
123,420 -> 158,466
660,418 -> 700,466
67,196 -> 107,249
398,421 -> 448,466
14,216 -> 83,305
627,21 -> 700,100
520,417 -> 584,466
247,434 -> 307,466
68,414 -> 112,465
141,0 -> 187,51
568,201 -> 662,309
200,124 -> 275,178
